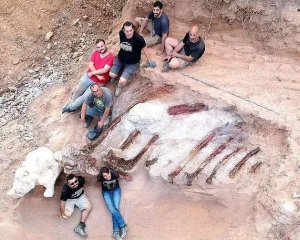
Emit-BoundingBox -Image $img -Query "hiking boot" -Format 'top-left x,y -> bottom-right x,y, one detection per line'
74,223 -> 88,238
84,115 -> 93,128
120,225 -> 128,238
87,126 -> 103,140
112,231 -> 122,240
114,86 -> 122,97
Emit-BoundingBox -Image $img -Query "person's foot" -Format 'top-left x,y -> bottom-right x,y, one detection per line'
114,86 -> 122,97
62,105 -> 72,114
112,231 -> 122,240
120,225 -> 128,239
84,115 -> 93,128
74,223 -> 88,238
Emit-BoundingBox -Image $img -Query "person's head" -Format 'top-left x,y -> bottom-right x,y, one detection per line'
189,25 -> 200,43
95,39 -> 107,54
66,174 -> 79,189
100,167 -> 111,180
153,1 -> 163,18
122,21 -> 135,39
90,83 -> 104,98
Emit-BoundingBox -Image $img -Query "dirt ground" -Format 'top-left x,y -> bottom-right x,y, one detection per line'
1,0 -> 300,239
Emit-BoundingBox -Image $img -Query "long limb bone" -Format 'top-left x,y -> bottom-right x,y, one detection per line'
229,147 -> 260,178
120,130 -> 140,151
185,137 -> 234,186
106,135 -> 159,172
206,147 -> 241,184
168,103 -> 208,115
167,132 -> 216,183
249,161 -> 263,174
82,84 -> 174,153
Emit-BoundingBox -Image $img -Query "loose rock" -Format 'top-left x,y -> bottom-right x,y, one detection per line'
45,31 -> 54,42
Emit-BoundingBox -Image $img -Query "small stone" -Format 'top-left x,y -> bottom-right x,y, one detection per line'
45,56 -> 51,61
24,136 -> 32,142
82,15 -> 89,20
72,18 -> 80,26
8,86 -> 17,92
38,24 -> 42,29
7,144 -> 13,149
88,23 -> 93,27
12,58 -> 20,65
53,42 -> 58,46
0,118 -> 7,126
47,43 -> 52,49
45,31 -> 54,42
42,50 -> 46,54
34,67 -> 41,72
28,69 -> 35,74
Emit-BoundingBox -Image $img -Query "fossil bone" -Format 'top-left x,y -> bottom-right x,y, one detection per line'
249,161 -> 263,174
145,158 -> 159,168
120,130 -> 140,151
168,103 -> 208,115
229,147 -> 260,178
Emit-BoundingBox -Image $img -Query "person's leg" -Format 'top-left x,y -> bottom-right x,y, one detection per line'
70,74 -> 94,103
143,34 -> 161,48
62,199 -> 75,219
74,194 -> 92,237
134,17 -> 153,33
112,187 -> 127,238
109,57 -> 123,84
115,62 -> 139,97
68,86 -> 92,111
164,37 -> 179,58
168,57 -> 180,69
103,190 -> 126,233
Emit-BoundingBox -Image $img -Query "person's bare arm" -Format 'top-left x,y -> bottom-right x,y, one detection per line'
173,42 -> 185,53
91,64 -> 111,75
171,51 -> 194,62
60,201 -> 66,215
81,102 -> 87,126
139,18 -> 149,35
97,108 -> 110,128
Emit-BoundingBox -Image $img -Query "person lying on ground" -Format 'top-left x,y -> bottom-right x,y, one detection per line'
81,83 -> 113,141
60,174 -> 92,238
97,167 -> 133,240
162,25 -> 205,72
135,0 -> 169,56
109,21 -> 147,97
62,39 -> 114,113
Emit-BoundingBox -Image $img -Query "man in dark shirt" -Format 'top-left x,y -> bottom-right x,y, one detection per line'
109,21 -> 146,97
162,25 -> 205,72
81,83 -> 113,140
60,174 -> 92,238
135,1 -> 170,55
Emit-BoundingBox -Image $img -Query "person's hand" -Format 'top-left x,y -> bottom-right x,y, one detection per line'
170,51 -> 179,57
97,120 -> 104,129
156,49 -> 163,56
87,72 -> 93,77
96,75 -> 105,81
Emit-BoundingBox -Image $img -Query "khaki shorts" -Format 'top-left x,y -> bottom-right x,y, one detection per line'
136,17 -> 161,47
64,194 -> 92,217
177,48 -> 192,68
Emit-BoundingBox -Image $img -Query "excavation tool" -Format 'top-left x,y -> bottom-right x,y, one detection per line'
142,49 -> 156,68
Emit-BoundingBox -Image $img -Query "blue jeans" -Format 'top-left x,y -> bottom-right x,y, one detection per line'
102,187 -> 126,233
69,74 -> 94,111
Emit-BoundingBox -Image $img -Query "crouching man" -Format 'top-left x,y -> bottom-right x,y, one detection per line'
162,25 -> 205,72
60,174 -> 92,238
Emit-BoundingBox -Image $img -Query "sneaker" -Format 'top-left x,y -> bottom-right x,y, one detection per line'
114,86 -> 122,97
161,62 -> 170,73
120,225 -> 128,239
112,231 -> 122,240
74,223 -> 88,238
84,115 -> 93,128
62,105 -> 72,114
87,126 -> 103,140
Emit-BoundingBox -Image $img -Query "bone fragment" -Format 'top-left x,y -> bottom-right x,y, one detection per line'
206,147 -> 241,184
229,147 -> 260,178
185,137 -> 234,186
106,135 -> 159,172
145,158 -> 159,168
168,103 -> 208,115
120,130 -> 140,151
249,161 -> 263,174
167,132 -> 216,183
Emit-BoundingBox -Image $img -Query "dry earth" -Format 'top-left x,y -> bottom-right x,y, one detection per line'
1,0 -> 300,239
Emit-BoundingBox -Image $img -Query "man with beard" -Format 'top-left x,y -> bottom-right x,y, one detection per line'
62,39 -> 114,113
60,174 -> 92,238
162,25 -> 205,72
135,1 -> 169,55
109,21 -> 146,97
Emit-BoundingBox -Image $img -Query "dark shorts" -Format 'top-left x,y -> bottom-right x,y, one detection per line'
110,56 -> 140,80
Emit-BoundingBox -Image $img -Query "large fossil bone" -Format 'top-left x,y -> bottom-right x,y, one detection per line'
105,135 -> 159,172
185,137 -> 234,186
206,147 -> 242,184
167,132 -> 216,183
167,103 -> 208,115
120,130 -> 140,151
145,158 -> 159,168
229,147 -> 260,178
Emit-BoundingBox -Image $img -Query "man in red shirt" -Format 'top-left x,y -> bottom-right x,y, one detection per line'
62,39 -> 114,113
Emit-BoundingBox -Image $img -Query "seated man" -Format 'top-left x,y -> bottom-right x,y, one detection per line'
60,174 -> 92,238
163,25 -> 205,72
109,21 -> 146,97
81,83 -> 113,140
62,39 -> 114,113
135,0 -> 169,55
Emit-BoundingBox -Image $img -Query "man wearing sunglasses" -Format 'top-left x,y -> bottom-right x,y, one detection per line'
62,39 -> 114,113
60,174 -> 92,238
81,83 -> 113,140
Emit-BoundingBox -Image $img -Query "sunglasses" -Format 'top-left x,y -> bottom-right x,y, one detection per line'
68,179 -> 78,186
